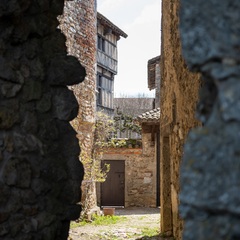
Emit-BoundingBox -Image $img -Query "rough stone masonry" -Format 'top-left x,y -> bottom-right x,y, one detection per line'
0,1 -> 85,239
180,1 -> 240,239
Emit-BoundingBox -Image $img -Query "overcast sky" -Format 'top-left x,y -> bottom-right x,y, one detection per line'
97,0 -> 161,97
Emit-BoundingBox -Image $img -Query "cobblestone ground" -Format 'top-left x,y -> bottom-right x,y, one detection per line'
68,207 -> 174,240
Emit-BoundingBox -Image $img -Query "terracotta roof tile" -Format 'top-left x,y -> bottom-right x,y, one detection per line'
137,108 -> 160,123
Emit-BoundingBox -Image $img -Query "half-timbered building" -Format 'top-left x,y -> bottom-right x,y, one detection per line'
96,13 -> 127,115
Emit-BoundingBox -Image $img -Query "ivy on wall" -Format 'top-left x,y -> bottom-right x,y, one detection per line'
113,111 -> 142,139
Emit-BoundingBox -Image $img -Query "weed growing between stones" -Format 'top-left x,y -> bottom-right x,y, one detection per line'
92,215 -> 127,225
141,227 -> 160,237
70,215 -> 127,228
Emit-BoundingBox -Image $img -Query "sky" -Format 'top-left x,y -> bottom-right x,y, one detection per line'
97,0 -> 161,97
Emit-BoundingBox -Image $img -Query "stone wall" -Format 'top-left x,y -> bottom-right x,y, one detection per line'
59,0 -> 97,217
100,131 -> 157,207
160,0 -> 201,238
0,1 -> 85,239
180,1 -> 240,239
59,0 -> 96,156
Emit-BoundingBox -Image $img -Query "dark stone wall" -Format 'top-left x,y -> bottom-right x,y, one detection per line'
180,1 -> 240,239
0,1 -> 85,239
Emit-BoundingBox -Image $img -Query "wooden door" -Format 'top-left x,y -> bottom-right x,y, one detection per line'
101,160 -> 125,207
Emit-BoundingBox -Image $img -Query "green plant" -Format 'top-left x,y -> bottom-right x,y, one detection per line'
141,227 -> 160,237
107,138 -> 142,148
70,215 -> 127,229
72,111 -> 114,220
80,150 -> 110,183
108,138 -> 127,148
92,214 -> 127,226
114,112 -> 142,138
70,220 -> 88,228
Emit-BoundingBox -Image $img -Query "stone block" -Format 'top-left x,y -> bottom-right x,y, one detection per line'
0,212 -> 10,224
52,87 -> 79,121
0,106 -> 20,129
48,55 -> 86,86
180,0 -> 240,239
0,222 -> 10,237
1,82 -> 22,98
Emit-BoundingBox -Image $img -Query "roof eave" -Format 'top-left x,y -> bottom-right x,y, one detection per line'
97,12 -> 128,39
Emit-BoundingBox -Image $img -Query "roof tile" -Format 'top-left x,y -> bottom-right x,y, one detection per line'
137,108 -> 160,123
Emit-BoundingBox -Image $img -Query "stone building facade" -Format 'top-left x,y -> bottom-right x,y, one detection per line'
59,0 -> 97,157
59,1 -> 98,215
59,1 -> 127,162
160,0 -> 201,239
59,1 -> 127,216
151,0 -> 240,239
100,146 -> 156,208
98,109 -> 160,208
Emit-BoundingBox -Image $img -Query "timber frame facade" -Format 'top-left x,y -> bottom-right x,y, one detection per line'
96,13 -> 127,115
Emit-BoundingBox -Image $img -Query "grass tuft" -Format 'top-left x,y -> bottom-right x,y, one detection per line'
92,214 -> 126,225
141,227 -> 160,237
70,215 -> 127,228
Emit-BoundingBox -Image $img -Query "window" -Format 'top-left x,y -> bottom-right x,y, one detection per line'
97,87 -> 102,106
96,73 -> 113,110
97,74 -> 102,106
97,74 -> 102,87
97,35 -> 105,52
